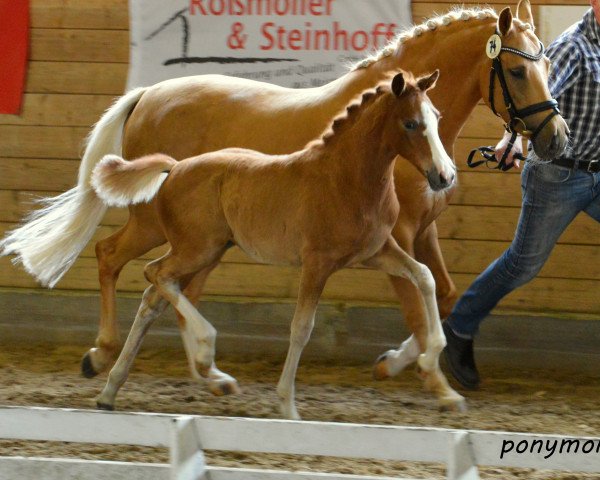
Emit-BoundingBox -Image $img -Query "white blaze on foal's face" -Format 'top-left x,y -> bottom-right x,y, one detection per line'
420,100 -> 456,187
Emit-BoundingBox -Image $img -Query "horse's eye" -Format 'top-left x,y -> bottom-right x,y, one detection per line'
404,120 -> 418,131
509,67 -> 525,79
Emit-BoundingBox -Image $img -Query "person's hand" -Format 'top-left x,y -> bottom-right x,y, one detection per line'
495,130 -> 524,169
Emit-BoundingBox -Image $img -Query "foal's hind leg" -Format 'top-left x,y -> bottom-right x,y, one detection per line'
277,257 -> 334,420
96,284 -> 168,410
145,249 -> 240,396
177,267 -> 240,396
365,238 -> 466,412
83,204 -> 166,378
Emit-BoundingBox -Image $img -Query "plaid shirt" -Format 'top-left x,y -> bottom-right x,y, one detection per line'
546,9 -> 600,162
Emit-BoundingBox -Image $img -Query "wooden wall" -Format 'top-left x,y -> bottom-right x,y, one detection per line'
1,0 -> 597,317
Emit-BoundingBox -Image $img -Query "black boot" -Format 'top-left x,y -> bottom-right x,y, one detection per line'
442,321 -> 480,390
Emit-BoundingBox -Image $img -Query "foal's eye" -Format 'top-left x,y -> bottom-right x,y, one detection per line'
509,67 -> 525,79
404,120 -> 418,131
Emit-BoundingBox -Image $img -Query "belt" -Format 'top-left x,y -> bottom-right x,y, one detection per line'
551,157 -> 600,173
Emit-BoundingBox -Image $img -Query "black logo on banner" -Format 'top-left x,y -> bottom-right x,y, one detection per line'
144,7 -> 298,66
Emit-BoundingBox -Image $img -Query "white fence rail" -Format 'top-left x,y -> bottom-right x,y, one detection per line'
0,407 -> 599,480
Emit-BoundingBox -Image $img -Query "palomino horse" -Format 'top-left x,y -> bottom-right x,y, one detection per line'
91,71 -> 457,418
1,2 -> 567,405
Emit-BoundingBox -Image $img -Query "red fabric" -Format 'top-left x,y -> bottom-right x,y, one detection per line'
0,0 -> 29,114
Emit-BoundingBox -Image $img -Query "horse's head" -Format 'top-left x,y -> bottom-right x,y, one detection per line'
389,70 -> 456,191
480,0 -> 569,160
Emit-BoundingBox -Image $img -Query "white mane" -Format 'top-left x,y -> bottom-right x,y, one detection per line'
352,6 -> 533,71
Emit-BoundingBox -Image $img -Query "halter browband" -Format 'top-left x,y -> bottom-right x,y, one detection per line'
469,30 -> 561,171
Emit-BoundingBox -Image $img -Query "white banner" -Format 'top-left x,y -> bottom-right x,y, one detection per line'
127,0 -> 412,90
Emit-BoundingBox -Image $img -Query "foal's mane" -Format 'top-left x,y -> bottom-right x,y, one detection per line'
353,6 -> 533,71
307,73 -> 415,149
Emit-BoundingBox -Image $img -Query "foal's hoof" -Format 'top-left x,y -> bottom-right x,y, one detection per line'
373,353 -> 391,381
439,397 -> 468,413
81,352 -> 99,378
96,401 -> 115,411
209,379 -> 241,397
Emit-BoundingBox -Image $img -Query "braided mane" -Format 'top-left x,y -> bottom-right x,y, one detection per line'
308,75 -> 402,148
352,6 -> 533,71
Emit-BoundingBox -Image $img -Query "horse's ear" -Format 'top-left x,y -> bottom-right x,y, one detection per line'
417,70 -> 439,92
391,72 -> 406,97
497,7 -> 513,36
516,0 -> 535,30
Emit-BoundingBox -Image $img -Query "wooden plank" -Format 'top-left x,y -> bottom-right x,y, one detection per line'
0,407 -> 450,463
26,62 -> 128,95
0,159 -> 79,191
0,126 -> 88,159
2,406 -> 600,472
3,254 -> 600,314
0,457 -> 168,480
439,239 -> 600,281
30,29 -> 129,63
0,459 -> 408,480
0,94 -> 115,127
30,0 -> 129,30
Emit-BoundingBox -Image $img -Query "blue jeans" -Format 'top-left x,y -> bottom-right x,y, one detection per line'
447,161 -> 600,336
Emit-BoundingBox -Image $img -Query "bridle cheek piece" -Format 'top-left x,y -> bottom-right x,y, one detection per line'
468,30 -> 561,171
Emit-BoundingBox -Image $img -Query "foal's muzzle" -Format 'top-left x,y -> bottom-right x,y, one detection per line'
427,169 -> 455,192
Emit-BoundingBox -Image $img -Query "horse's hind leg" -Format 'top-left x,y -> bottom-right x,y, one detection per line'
365,238 -> 466,412
178,266 -> 240,396
96,284 -> 168,410
82,204 -> 166,378
277,257 -> 334,420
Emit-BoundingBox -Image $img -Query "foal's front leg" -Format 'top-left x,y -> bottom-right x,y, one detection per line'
277,257 -> 335,420
364,238 -> 466,412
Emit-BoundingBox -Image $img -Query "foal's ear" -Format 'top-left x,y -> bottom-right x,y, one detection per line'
417,70 -> 439,92
497,7 -> 513,36
516,0 -> 535,30
391,72 -> 406,97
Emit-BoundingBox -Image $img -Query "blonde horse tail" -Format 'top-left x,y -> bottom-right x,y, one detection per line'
92,154 -> 177,208
0,87 -> 147,288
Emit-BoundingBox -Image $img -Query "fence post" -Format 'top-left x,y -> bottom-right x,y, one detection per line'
447,431 -> 479,480
170,416 -> 207,480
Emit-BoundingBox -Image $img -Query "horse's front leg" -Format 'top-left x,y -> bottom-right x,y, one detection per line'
364,238 -> 466,412
277,257 -> 334,420
413,221 -> 457,319
96,284 -> 168,410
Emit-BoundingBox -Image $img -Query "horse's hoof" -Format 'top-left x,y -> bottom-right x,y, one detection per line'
209,380 -> 241,397
96,401 -> 114,411
439,397 -> 468,413
81,352 -> 99,378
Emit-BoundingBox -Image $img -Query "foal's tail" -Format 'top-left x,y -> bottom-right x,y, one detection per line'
0,87 -> 147,287
92,154 -> 177,208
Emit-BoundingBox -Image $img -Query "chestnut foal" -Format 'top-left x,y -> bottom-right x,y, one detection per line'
92,70 -> 461,419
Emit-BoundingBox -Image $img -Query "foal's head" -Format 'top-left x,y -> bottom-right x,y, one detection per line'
384,70 -> 456,191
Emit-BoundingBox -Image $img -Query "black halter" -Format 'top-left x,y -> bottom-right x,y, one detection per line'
468,31 -> 561,171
